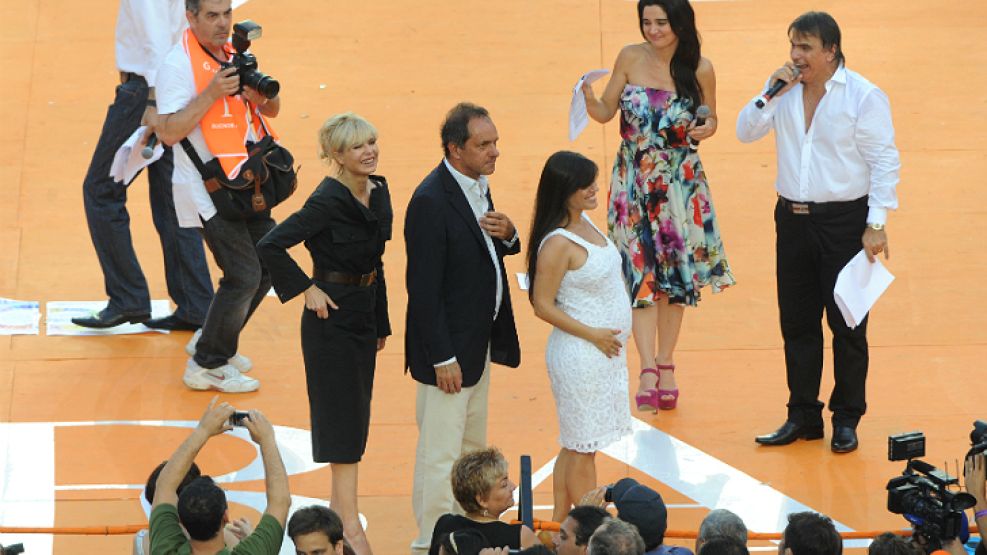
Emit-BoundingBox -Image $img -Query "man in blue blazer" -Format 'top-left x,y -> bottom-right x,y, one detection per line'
404,103 -> 521,553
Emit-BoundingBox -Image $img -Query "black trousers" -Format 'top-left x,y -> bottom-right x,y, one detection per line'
775,197 -> 869,429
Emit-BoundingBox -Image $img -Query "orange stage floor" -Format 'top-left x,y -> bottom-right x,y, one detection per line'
1,0 -> 985,553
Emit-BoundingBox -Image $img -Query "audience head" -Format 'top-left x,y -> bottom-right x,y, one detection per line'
588,518 -> 646,555
556,505 -> 612,555
318,112 -> 378,174
440,102 -> 498,178
176,476 -> 229,542
144,460 -> 201,505
451,447 -> 515,519
867,532 -> 921,555
699,535 -> 749,555
779,512 -> 841,555
610,478 -> 667,551
287,505 -> 346,555
696,509 -> 748,552
436,528 -> 491,555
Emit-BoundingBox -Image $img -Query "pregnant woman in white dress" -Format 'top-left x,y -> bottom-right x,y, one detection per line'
527,151 -> 633,522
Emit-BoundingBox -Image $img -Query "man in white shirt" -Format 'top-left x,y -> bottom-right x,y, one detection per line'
155,0 -> 282,393
73,0 -> 213,331
404,103 -> 521,553
736,11 -> 900,454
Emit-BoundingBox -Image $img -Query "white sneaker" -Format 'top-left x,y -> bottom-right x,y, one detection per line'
185,329 -> 252,373
183,359 -> 260,393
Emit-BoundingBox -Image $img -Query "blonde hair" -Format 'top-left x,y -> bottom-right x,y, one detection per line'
450,447 -> 508,514
318,112 -> 378,168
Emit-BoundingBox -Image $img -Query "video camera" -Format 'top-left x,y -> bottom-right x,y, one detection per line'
886,430 -> 978,552
223,20 -> 280,99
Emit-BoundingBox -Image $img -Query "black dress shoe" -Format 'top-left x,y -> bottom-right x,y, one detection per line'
71,308 -> 150,329
831,426 -> 859,453
144,314 -> 200,331
755,421 -> 825,446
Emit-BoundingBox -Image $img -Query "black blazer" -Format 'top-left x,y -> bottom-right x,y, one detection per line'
404,162 -> 521,387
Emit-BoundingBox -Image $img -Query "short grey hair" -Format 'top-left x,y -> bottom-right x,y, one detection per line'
588,519 -> 645,555
697,509 -> 748,547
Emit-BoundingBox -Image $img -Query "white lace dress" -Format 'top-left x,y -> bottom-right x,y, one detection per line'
540,216 -> 633,453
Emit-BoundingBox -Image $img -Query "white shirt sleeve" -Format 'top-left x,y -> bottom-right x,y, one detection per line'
854,88 -> 900,224
156,46 -> 195,116
736,78 -> 782,144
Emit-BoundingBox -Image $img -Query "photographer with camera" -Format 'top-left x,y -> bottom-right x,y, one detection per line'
149,397 -> 289,554
156,0 -> 284,393
965,450 -> 987,555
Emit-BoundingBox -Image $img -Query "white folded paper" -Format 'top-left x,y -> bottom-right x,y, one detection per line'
516,272 -> 530,291
569,69 -> 610,141
0,298 -> 41,335
833,250 -> 894,329
110,125 -> 163,184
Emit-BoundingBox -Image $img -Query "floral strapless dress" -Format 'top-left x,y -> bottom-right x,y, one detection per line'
608,85 -> 735,307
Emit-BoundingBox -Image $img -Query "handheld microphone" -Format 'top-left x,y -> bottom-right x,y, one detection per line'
141,133 -> 158,160
689,105 -> 711,151
755,66 -> 801,109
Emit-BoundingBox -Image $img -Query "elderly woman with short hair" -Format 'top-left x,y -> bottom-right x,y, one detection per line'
428,448 -> 538,554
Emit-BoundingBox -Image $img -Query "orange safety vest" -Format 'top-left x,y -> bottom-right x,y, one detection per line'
182,28 -> 279,180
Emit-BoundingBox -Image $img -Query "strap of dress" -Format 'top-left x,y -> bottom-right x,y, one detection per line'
538,227 -> 592,253
581,213 -> 609,243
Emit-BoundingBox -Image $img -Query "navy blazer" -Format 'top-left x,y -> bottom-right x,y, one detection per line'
404,161 -> 521,387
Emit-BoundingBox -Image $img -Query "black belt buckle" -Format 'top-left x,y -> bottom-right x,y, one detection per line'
791,202 -> 810,215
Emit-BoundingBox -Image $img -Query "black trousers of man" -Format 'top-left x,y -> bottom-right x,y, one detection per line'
775,196 -> 869,430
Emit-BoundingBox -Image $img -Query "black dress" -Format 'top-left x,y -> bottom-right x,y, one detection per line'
428,514 -> 522,554
257,176 -> 392,463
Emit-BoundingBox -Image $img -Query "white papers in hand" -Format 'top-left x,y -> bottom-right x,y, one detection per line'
569,69 -> 610,141
110,126 -> 163,184
833,250 -> 894,329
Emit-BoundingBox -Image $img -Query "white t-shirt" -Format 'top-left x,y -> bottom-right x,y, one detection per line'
156,42 -> 219,227
115,0 -> 186,87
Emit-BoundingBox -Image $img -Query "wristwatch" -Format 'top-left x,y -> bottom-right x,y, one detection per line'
867,223 -> 885,231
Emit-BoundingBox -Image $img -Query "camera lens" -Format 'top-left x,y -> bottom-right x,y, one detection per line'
243,70 -> 279,99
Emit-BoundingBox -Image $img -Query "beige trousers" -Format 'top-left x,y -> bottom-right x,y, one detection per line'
410,361 -> 491,554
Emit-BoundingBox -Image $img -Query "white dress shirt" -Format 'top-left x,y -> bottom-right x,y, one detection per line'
434,159 -> 517,368
115,0 -> 187,87
736,65 -> 900,224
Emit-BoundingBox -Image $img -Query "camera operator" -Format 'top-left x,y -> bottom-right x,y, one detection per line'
156,0 -> 282,392
149,397 -> 289,554
965,453 -> 987,555
72,0 -> 213,331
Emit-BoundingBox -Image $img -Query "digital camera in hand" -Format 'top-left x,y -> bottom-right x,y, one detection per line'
885,431 -> 977,552
229,411 -> 249,427
224,20 -> 280,99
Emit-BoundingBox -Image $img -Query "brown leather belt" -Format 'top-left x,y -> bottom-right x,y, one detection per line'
778,195 -> 867,215
313,268 -> 377,287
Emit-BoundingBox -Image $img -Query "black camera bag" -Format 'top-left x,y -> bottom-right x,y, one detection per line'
180,133 -> 298,221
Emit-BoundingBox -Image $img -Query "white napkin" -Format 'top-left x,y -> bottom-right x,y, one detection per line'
833,250 -> 894,329
110,126 -> 163,184
569,69 -> 610,141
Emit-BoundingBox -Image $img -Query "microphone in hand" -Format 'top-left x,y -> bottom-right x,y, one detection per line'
141,133 -> 158,160
755,66 -> 801,109
689,105 -> 711,151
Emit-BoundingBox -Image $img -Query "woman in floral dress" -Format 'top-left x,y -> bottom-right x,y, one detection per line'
582,0 -> 735,413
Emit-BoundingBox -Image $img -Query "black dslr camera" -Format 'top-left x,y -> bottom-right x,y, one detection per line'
886,431 -> 977,552
224,20 -> 280,99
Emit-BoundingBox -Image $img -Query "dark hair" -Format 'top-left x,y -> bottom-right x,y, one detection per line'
698,536 -> 749,555
185,0 -> 201,14
440,103 -> 490,157
525,151 -> 599,300
782,512 -> 842,555
788,11 -> 845,66
569,506 -> 612,546
145,461 -> 201,505
637,0 -> 703,109
177,476 -> 228,542
589,518 -> 645,555
437,528 -> 490,555
287,505 -> 345,544
867,532 -> 921,555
